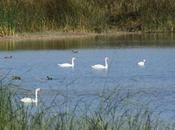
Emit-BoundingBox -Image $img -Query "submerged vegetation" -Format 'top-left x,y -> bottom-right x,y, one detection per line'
0,84 -> 174,130
0,0 -> 175,36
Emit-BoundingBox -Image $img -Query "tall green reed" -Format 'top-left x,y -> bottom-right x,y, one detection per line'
1,0 -> 175,34
0,84 -> 174,130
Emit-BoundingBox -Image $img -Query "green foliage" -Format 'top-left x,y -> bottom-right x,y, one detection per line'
0,85 -> 173,130
0,0 -> 107,34
0,0 -> 175,34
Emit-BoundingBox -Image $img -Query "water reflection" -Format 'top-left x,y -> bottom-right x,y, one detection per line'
1,33 -> 175,50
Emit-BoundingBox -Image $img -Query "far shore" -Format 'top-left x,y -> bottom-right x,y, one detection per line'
0,31 -> 142,42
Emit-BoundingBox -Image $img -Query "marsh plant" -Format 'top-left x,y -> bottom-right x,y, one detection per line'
0,83 -> 174,130
0,0 -> 175,35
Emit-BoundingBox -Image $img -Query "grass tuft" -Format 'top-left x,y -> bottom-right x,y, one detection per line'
0,85 -> 174,130
1,0 -> 175,34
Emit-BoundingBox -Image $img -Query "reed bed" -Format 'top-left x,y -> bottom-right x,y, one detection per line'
0,84 -> 174,130
0,0 -> 175,36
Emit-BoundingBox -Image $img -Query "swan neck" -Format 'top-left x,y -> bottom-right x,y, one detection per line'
72,59 -> 74,67
105,59 -> 108,68
35,90 -> 38,103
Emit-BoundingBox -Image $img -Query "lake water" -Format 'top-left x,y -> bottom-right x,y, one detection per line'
1,33 -> 175,121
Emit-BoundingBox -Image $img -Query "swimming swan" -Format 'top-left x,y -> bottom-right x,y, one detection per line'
91,57 -> 109,70
58,57 -> 75,68
138,59 -> 146,66
20,88 -> 40,104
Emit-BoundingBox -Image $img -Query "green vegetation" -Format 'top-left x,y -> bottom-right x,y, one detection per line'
0,0 -> 175,36
0,85 -> 174,130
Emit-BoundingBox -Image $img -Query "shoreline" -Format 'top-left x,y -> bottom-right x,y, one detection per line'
0,31 -> 142,42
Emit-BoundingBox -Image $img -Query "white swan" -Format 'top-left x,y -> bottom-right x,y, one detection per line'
91,57 -> 109,70
20,88 -> 40,104
58,57 -> 75,68
138,59 -> 146,66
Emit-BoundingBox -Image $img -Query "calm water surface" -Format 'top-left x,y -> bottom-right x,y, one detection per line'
1,34 -> 175,120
